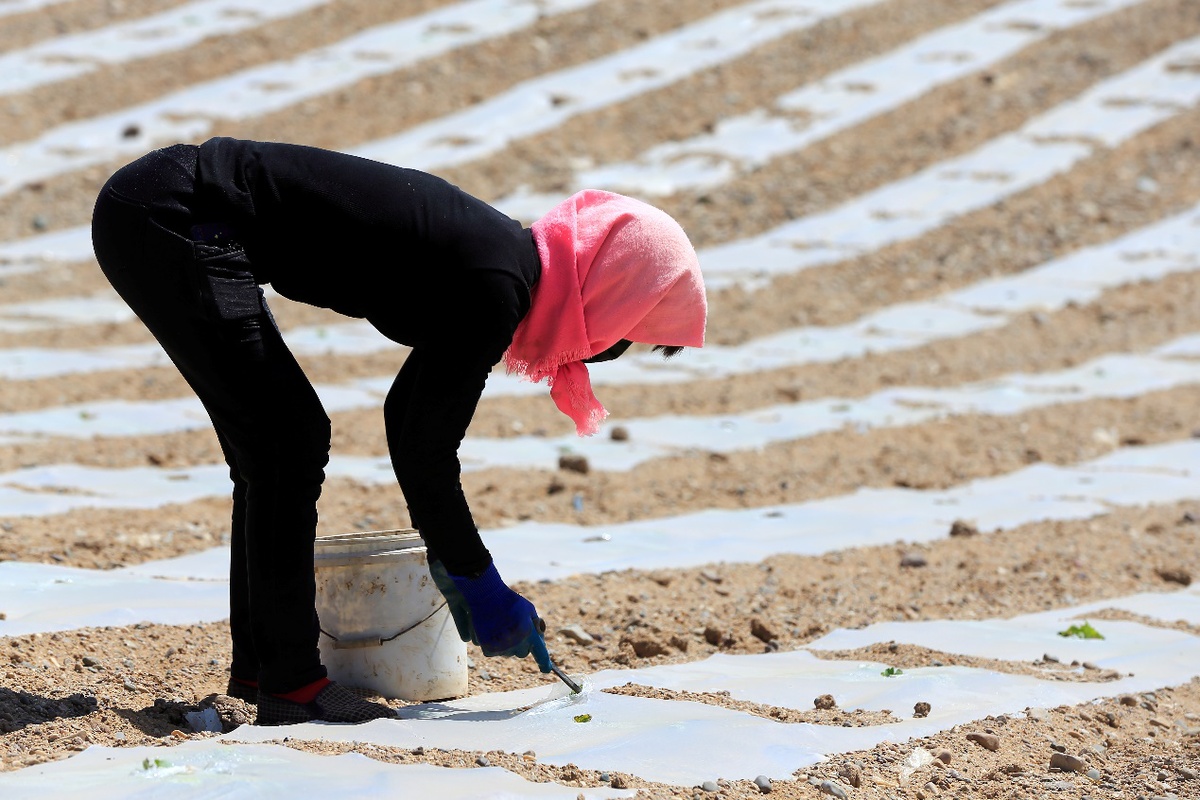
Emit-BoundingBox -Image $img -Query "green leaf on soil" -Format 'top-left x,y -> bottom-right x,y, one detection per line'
573,713 -> 592,723
881,666 -> 904,677
1058,621 -> 1104,639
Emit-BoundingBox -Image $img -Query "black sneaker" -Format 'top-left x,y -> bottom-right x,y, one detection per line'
255,682 -> 395,726
225,679 -> 259,704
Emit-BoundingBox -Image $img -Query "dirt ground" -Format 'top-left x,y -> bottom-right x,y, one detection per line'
3,0 -> 1200,797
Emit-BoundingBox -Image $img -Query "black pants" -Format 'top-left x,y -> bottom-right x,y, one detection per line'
91,145 -> 329,693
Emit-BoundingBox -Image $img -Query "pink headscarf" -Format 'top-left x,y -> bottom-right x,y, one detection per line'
503,189 -> 707,436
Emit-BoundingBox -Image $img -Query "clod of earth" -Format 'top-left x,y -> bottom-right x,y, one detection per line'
814,694 -> 837,710
1156,566 -> 1192,585
557,454 -> 589,474
750,618 -> 775,643
948,519 -> 979,537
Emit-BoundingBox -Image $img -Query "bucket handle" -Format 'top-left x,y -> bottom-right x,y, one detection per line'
320,601 -> 447,650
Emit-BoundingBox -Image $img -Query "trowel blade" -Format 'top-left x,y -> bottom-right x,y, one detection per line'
550,662 -> 582,694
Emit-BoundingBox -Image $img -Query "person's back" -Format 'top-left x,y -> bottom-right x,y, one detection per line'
195,137 -> 540,348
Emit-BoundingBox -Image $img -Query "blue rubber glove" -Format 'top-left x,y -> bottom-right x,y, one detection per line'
427,559 -> 476,645
448,563 -> 552,673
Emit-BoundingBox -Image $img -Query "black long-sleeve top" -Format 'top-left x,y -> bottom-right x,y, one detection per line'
195,137 -> 540,575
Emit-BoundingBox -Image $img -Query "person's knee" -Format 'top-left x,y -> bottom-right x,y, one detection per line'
235,414 -> 330,486
279,414 -> 331,477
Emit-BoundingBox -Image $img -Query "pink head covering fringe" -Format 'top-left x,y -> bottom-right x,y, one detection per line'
502,189 -> 707,436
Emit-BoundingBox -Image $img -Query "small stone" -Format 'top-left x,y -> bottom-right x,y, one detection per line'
558,454 -> 589,474
704,626 -> 724,646
1050,752 -> 1088,773
814,694 -> 837,710
754,775 -> 772,793
559,624 -> 595,645
81,656 -> 100,667
700,780 -> 718,792
949,520 -> 978,537
900,552 -> 927,568
477,670 -> 491,681
610,426 -> 630,442
819,780 -> 849,799
599,773 -> 610,783
122,677 -> 139,692
914,701 -> 931,718
1180,766 -> 1198,780
933,748 -> 952,764
1050,742 -> 1066,753
476,755 -> 490,767
610,775 -> 628,789
966,732 -> 999,751
1087,768 -> 1102,780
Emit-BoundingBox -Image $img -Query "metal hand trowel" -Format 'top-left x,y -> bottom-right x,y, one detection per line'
537,617 -> 583,693
549,662 -> 582,694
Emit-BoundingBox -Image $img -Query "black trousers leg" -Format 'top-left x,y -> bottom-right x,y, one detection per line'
91,146 -> 330,693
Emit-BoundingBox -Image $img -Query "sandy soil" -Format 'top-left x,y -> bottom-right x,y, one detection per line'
3,0 -> 1200,797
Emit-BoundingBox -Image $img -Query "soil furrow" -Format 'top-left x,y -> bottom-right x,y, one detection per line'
0,0 -> 746,242
440,0 -> 1197,220
0,0 -> 189,54
0,0 -> 473,145
2,374 -> 1199,568
2,497 -> 1198,789
0,240 -> 1194,433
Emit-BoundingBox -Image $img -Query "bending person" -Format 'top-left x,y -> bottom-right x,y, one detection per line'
91,137 -> 707,726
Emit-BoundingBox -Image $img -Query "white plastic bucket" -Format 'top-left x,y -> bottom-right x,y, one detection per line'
314,528 -> 468,701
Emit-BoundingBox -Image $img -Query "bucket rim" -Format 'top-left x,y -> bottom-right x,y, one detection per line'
315,528 -> 425,554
